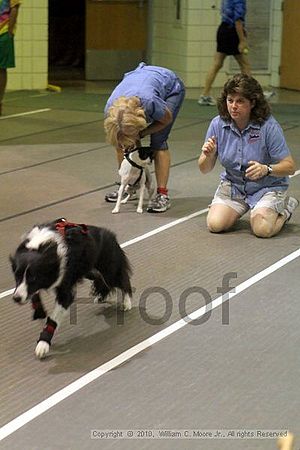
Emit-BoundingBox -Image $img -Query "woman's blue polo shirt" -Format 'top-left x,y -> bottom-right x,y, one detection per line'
205,115 -> 291,207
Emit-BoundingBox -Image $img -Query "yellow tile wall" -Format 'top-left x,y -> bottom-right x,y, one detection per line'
7,0 -> 48,91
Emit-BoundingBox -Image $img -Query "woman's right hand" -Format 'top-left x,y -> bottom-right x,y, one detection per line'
202,136 -> 217,156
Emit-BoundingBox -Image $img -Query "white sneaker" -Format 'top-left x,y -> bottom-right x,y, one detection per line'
198,95 -> 216,106
263,90 -> 275,100
285,196 -> 299,221
147,193 -> 171,213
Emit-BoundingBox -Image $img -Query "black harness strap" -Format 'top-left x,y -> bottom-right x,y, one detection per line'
124,151 -> 144,170
55,218 -> 88,237
124,151 -> 144,187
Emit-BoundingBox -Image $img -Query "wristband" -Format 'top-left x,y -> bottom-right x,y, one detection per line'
266,164 -> 273,175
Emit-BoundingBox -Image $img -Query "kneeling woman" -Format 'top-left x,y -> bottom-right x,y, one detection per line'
198,74 -> 298,238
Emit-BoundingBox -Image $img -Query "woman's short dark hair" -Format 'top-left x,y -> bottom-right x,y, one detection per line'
217,74 -> 271,124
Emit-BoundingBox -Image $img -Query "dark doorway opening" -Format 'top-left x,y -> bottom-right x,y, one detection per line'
48,0 -> 85,82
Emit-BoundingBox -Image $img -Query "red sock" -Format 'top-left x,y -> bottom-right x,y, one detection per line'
157,187 -> 168,196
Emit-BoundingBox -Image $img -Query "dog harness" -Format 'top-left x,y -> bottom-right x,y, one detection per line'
124,147 -> 153,187
124,151 -> 144,187
55,218 -> 88,237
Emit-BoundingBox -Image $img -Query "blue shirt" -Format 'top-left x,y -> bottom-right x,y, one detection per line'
221,0 -> 246,27
104,62 -> 181,123
205,115 -> 291,207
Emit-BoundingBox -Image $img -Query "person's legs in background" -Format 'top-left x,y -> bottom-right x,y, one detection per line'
235,51 -> 274,99
0,68 -> 7,116
234,53 -> 251,75
0,32 -> 16,116
198,52 -> 226,106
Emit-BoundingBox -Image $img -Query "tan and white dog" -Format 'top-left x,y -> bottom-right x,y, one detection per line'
112,147 -> 154,214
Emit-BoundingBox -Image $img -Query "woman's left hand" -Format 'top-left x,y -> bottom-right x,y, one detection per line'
245,161 -> 268,180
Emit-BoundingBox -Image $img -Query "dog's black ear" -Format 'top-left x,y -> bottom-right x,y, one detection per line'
38,241 -> 58,260
9,255 -> 16,271
138,146 -> 153,161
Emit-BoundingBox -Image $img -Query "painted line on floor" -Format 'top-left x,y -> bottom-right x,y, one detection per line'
0,288 -> 14,299
290,169 -> 300,178
0,209 -> 209,301
0,108 -> 51,120
1,246 -> 299,441
121,209 -> 208,248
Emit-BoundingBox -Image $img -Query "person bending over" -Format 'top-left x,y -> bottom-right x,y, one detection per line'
104,62 -> 185,213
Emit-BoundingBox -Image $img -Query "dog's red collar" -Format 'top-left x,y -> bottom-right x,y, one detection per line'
55,218 -> 88,237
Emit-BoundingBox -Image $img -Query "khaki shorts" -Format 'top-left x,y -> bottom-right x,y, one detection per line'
211,180 -> 288,216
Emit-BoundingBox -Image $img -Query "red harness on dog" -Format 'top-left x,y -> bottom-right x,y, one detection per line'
55,218 -> 88,237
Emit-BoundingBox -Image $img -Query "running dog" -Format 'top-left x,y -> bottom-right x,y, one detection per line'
10,218 -> 132,359
112,147 -> 154,214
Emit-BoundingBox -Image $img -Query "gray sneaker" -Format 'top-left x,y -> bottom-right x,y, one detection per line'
147,193 -> 171,213
198,95 -> 216,106
105,183 -> 137,203
285,196 -> 299,221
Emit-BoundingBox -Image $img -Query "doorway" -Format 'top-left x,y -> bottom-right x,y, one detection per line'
85,0 -> 149,80
280,0 -> 300,90
48,0 -> 86,82
48,0 -> 150,83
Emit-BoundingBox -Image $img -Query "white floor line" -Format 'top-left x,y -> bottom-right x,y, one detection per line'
0,208 -> 209,301
290,169 -> 300,178
0,108 -> 51,120
0,288 -> 14,299
1,247 -> 299,441
121,209 -> 208,248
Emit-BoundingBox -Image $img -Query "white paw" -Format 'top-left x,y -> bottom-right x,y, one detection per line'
121,295 -> 132,311
112,207 -> 119,214
136,207 -> 143,214
35,340 -> 50,359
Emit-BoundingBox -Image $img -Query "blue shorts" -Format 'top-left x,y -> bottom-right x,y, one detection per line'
150,78 -> 185,150
217,22 -> 246,55
0,32 -> 15,69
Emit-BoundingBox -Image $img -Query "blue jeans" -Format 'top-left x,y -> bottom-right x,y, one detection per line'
150,78 -> 185,150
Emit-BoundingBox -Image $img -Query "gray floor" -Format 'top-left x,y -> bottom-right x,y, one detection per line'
0,84 -> 299,449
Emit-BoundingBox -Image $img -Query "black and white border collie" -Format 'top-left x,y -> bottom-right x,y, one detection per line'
10,218 -> 132,359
